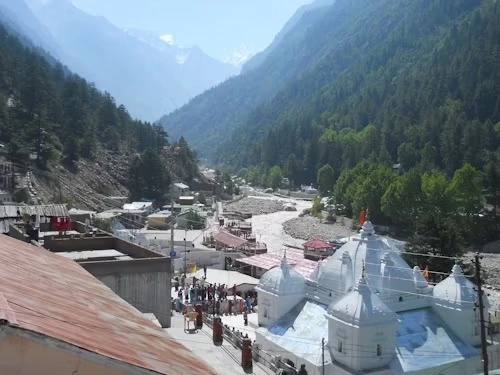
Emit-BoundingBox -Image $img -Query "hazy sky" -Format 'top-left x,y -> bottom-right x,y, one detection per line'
72,0 -> 313,62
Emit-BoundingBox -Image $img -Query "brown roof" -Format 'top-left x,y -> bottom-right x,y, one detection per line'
213,231 -> 248,248
303,238 -> 333,250
0,235 -> 215,375
237,249 -> 317,278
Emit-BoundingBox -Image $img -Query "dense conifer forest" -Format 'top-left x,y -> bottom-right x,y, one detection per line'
0,24 -> 198,206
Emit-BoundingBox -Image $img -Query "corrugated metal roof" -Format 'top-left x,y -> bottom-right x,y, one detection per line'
214,231 -> 248,248
303,238 -> 332,250
237,249 -> 317,278
0,204 -> 69,218
0,235 -> 215,375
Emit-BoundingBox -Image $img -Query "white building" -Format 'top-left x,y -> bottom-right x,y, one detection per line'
0,189 -> 12,203
255,221 -> 500,375
173,182 -> 190,197
122,201 -> 153,213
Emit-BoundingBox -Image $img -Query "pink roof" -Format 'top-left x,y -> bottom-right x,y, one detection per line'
0,235 -> 215,375
214,231 -> 248,248
237,249 -> 317,278
303,238 -> 332,250
202,224 -> 224,236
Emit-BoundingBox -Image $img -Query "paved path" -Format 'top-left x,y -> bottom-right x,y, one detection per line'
165,313 -> 273,375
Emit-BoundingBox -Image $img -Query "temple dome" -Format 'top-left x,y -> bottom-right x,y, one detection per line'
326,273 -> 398,326
257,254 -> 305,296
433,264 -> 489,309
316,221 -> 419,299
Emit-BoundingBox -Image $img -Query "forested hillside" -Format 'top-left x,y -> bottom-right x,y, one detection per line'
0,23 -> 198,208
158,1 -> 333,154
233,0 -> 500,179
162,0 -> 499,185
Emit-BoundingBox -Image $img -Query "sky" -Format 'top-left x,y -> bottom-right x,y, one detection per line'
71,0 -> 313,63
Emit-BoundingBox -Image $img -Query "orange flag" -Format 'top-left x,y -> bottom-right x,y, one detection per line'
359,209 -> 366,225
422,265 -> 429,280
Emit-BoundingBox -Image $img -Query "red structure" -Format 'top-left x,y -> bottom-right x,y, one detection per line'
303,238 -> 334,260
195,304 -> 203,329
213,317 -> 223,345
241,338 -> 253,370
50,216 -> 72,231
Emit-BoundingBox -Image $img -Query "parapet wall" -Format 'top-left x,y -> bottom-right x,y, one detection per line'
81,257 -> 172,328
43,235 -> 163,258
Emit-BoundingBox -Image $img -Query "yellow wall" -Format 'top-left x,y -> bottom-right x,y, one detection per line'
0,333 -> 137,375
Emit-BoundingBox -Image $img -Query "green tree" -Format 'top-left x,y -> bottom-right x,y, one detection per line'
185,210 -> 204,229
316,164 -> 335,195
397,143 -> 418,171
269,165 -> 283,190
127,149 -> 171,205
141,148 -> 170,203
421,170 -> 451,215
381,168 -> 423,231
198,192 -> 207,206
446,163 -> 483,223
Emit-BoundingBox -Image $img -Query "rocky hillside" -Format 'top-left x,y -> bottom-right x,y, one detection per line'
31,148 -> 130,211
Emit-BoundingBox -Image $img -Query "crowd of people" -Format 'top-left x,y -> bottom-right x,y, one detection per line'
173,272 -> 257,317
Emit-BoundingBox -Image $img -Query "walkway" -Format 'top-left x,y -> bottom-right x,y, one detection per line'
166,313 -> 273,375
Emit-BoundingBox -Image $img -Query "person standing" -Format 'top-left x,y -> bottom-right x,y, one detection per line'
203,264 -> 207,278
297,364 -> 308,375
232,283 -> 237,297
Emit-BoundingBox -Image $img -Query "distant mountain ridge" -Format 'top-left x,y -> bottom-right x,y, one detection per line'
242,0 -> 335,73
0,0 -> 239,121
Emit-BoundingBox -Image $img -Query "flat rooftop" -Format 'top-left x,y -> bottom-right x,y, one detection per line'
393,308 -> 479,372
190,269 -> 259,288
57,249 -> 133,262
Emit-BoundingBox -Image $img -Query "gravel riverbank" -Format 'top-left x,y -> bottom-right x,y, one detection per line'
223,196 -> 286,215
283,216 -> 354,241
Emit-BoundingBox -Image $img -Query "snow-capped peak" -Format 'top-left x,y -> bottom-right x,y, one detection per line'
224,43 -> 253,67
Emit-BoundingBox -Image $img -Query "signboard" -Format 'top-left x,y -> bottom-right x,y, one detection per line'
169,251 -> 177,258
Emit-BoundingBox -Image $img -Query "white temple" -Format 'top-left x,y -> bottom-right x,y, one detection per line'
255,221 -> 500,375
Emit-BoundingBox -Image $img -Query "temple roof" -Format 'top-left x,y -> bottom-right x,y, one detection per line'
327,273 -> 397,326
313,221 -> 425,301
257,254 -> 305,296
433,264 -> 489,308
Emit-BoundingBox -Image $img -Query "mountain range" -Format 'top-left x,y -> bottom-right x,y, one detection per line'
0,0 -> 238,121
160,0 -> 500,185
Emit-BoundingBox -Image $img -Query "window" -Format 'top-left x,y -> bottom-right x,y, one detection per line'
338,340 -> 343,353
377,344 -> 382,357
263,307 -> 268,318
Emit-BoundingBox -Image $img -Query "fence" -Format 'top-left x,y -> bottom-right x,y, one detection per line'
201,313 -> 298,374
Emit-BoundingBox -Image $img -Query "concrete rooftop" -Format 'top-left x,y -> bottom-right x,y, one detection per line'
165,313 -> 273,375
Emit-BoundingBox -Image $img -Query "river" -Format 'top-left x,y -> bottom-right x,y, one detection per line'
246,195 -> 312,254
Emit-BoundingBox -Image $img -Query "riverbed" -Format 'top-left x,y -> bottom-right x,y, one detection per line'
246,195 -> 312,254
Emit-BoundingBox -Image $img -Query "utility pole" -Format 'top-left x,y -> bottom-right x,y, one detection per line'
475,252 -> 489,375
321,337 -> 325,375
169,181 -> 176,276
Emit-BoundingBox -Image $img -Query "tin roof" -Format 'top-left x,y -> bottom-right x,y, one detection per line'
303,238 -> 332,250
237,249 -> 317,278
0,235 -> 215,375
213,231 -> 248,248
0,204 -> 69,219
